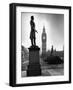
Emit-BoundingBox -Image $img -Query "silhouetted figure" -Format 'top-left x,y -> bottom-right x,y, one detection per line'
30,16 -> 38,46
51,45 -> 53,55
27,17 -> 41,76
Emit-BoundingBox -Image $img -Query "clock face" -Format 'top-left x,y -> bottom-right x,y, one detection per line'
43,36 -> 46,40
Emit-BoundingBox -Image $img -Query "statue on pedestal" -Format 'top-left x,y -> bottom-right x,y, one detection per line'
30,16 -> 38,46
27,16 -> 41,76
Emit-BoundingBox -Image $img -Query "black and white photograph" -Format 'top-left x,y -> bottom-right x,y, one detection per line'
10,3 -> 71,87
21,13 -> 64,77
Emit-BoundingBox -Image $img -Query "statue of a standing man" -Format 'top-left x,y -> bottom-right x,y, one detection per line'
30,16 -> 38,46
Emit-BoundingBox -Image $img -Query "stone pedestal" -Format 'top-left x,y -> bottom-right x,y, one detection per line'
27,46 -> 41,76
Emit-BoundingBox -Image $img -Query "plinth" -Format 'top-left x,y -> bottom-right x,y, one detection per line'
27,45 -> 41,76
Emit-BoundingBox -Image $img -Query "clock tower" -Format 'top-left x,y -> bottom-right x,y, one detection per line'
42,26 -> 47,54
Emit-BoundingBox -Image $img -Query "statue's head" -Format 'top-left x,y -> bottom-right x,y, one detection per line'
31,16 -> 34,20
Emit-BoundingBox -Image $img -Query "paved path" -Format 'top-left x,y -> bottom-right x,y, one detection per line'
21,58 -> 64,77
40,58 -> 64,76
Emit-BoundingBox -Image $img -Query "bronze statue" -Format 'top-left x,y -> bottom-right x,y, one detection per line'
30,16 -> 38,46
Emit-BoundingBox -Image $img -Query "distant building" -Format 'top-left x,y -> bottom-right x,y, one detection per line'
21,45 -> 29,63
21,45 -> 29,71
50,45 -> 54,55
42,26 -> 47,55
47,49 -> 64,61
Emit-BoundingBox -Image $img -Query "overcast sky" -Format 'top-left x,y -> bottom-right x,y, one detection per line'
21,12 -> 64,51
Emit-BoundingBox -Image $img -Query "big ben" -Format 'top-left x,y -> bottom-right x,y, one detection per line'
42,26 -> 47,54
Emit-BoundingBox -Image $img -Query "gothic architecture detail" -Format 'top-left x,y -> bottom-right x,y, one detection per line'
42,26 -> 47,54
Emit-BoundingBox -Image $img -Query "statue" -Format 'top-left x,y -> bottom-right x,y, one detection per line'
30,16 -> 38,46
27,16 -> 41,76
